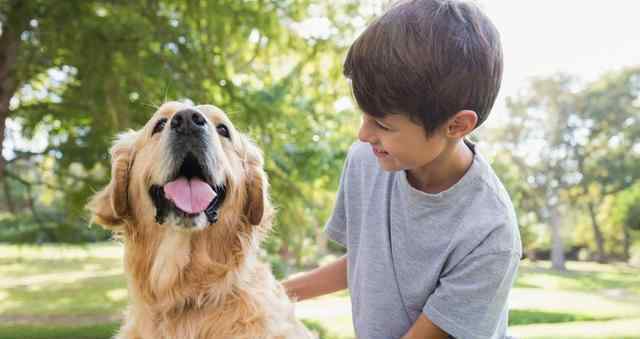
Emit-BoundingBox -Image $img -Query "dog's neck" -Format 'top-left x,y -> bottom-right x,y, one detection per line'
149,229 -> 192,295
126,225 -> 257,313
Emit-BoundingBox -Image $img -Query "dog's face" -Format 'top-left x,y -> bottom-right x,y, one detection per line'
88,101 -> 269,233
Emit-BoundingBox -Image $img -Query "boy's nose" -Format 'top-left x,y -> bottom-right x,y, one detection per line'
358,120 -> 375,144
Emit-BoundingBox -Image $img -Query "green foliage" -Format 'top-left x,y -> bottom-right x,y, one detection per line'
493,66 -> 640,260
490,155 -> 538,250
574,190 -> 640,259
612,182 -> 640,231
1,0 -> 365,262
0,212 -> 110,243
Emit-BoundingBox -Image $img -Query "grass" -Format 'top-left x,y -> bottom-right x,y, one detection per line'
0,320 -> 347,339
1,274 -> 127,316
509,317 -> 640,339
516,260 -> 640,294
1,244 -> 639,339
0,243 -> 123,279
508,310 -> 608,326
0,323 -> 118,339
0,244 -> 126,317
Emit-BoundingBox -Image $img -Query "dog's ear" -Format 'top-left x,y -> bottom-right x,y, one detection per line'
87,131 -> 137,229
244,164 -> 266,225
242,139 -> 271,226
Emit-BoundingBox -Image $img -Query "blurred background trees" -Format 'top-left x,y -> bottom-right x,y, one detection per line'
488,67 -> 640,269
1,0 -> 639,271
0,0 -> 362,256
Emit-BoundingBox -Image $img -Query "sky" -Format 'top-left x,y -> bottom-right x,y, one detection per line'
476,0 -> 640,126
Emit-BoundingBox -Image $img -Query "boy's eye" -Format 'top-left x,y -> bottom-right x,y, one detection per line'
152,118 -> 168,135
375,120 -> 391,130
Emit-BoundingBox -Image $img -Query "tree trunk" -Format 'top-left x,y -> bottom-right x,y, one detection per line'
586,201 -> 607,263
623,226 -> 631,262
2,177 -> 16,213
0,0 -> 26,181
0,41 -> 16,181
0,116 -> 6,180
549,205 -> 566,270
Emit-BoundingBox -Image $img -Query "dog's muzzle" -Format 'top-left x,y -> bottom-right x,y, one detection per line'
149,108 -> 227,227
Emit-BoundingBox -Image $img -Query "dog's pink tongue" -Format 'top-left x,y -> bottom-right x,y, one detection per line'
164,177 -> 216,214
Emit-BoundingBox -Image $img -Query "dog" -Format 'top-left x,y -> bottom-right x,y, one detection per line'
87,102 -> 314,339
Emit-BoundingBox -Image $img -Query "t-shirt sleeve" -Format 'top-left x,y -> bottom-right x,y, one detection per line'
423,250 -> 520,339
323,151 -> 352,248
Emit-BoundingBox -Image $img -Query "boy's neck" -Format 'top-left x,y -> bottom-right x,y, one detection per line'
406,139 -> 474,194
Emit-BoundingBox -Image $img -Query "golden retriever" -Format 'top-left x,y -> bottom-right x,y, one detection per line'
87,102 -> 313,339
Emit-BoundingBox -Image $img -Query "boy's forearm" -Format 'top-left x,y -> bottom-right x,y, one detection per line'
282,255 -> 348,301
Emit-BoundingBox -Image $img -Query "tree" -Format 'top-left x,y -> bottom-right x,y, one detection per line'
611,182 -> 640,259
1,0 -> 363,260
489,152 -> 538,257
568,67 -> 640,261
492,74 -> 579,270
493,67 -> 640,267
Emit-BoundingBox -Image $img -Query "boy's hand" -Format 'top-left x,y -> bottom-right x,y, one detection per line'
281,255 -> 348,302
401,314 -> 448,339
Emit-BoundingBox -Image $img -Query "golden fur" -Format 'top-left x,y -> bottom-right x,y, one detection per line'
87,102 -> 313,339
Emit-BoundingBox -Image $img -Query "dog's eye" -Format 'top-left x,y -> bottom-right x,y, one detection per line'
216,124 -> 230,138
152,118 -> 168,135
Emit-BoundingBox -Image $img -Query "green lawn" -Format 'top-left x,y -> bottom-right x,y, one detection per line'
0,324 -> 119,339
1,243 -> 639,339
516,260 -> 640,294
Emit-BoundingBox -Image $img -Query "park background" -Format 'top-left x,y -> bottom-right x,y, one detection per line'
1,0 -> 639,338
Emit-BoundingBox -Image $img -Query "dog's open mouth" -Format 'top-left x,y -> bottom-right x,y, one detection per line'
149,153 -> 226,227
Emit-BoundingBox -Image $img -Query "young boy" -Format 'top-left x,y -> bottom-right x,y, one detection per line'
283,0 -> 521,338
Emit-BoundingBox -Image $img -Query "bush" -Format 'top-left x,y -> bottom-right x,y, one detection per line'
0,213 -> 111,244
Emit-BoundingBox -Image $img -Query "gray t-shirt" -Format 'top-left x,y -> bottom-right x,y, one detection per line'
325,141 -> 522,339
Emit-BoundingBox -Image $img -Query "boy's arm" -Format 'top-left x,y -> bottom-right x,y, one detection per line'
281,255 -> 347,302
401,314 -> 448,339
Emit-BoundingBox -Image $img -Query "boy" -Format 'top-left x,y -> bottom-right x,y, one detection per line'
283,0 -> 521,338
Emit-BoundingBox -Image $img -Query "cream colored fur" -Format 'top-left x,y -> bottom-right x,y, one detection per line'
87,102 -> 314,339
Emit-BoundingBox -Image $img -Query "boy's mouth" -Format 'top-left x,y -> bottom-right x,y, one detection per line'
372,146 -> 389,158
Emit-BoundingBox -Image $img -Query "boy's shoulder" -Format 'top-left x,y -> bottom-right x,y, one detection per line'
341,140 -> 522,258
451,150 -> 522,258
473,151 -> 516,210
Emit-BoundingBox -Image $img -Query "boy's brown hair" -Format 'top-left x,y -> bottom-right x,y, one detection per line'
343,0 -> 503,135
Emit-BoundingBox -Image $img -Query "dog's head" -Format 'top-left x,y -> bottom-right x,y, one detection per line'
88,101 -> 271,234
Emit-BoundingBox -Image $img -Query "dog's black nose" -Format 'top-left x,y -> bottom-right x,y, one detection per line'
171,109 -> 207,134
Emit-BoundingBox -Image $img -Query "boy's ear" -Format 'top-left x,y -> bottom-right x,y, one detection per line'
86,132 -> 137,229
446,110 -> 478,138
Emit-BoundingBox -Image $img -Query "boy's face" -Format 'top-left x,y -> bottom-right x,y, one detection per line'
358,113 -> 448,173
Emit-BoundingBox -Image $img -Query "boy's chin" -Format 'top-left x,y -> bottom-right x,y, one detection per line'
376,158 -> 402,172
